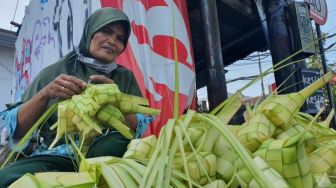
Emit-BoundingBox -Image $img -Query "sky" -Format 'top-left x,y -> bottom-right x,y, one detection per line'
0,0 -> 335,99
0,0 -> 30,31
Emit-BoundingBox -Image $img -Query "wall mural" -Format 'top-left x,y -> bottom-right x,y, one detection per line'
52,0 -> 90,57
14,0 -> 195,135
14,0 -> 89,101
14,16 -> 56,100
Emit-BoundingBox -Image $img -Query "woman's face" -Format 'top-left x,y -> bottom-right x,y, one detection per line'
90,22 -> 127,64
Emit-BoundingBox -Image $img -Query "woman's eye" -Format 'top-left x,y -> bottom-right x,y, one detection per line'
118,37 -> 125,43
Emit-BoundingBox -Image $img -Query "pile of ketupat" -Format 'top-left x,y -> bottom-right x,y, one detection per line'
8,71 -> 336,188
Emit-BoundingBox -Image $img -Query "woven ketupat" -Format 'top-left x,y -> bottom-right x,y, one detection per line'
185,126 -> 207,152
256,72 -> 333,128
49,98 -> 101,149
314,174 -> 332,187
71,95 -> 100,116
203,180 -> 227,188
236,156 -> 289,188
54,101 -> 75,137
213,134 -> 237,157
187,152 -> 217,185
85,83 -> 147,106
185,122 -> 209,152
96,104 -> 134,139
84,83 -> 121,104
57,101 -> 75,131
254,132 -> 314,188
216,154 -> 237,182
69,94 -> 102,136
123,135 -> 158,163
294,112 -> 336,137
9,172 -> 95,188
276,124 -> 316,153
236,112 -> 276,152
48,83 -> 160,152
309,142 -> 336,174
260,93 -> 305,128
97,104 -> 125,122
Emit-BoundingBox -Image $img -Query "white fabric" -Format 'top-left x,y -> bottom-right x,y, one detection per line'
75,47 -> 118,74
0,120 -> 9,146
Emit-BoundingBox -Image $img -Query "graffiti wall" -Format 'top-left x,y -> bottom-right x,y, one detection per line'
14,0 -> 91,100
14,0 -> 195,135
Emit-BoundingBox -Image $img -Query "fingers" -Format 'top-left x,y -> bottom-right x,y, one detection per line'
56,74 -> 87,93
48,74 -> 88,99
60,85 -> 78,96
44,74 -> 114,100
59,74 -> 87,89
56,86 -> 73,99
89,75 -> 114,84
61,79 -> 82,94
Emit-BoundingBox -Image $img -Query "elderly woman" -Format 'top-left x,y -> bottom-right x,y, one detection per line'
0,8 -> 150,186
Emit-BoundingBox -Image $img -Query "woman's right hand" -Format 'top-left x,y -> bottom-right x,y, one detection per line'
15,74 -> 87,138
42,74 -> 87,100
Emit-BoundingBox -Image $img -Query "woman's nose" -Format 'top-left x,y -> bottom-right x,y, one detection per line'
107,35 -> 117,46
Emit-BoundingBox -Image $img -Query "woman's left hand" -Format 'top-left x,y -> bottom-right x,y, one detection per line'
89,75 -> 114,84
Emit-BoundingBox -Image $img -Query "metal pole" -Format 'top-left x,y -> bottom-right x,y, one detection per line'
265,0 -> 299,94
316,23 -> 336,128
258,52 -> 266,98
199,0 -> 228,110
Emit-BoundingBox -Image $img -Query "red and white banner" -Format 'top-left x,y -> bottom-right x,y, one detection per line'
100,0 -> 196,136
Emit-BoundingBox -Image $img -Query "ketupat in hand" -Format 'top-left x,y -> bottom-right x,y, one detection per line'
49,83 -> 160,151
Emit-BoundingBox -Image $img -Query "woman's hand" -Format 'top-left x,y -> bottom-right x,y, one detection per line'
16,74 -> 87,138
89,75 -> 114,84
42,74 -> 87,99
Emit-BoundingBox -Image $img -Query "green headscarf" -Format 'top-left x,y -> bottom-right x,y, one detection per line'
79,8 -> 131,57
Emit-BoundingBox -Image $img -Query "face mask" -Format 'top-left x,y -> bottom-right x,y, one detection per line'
75,47 -> 118,74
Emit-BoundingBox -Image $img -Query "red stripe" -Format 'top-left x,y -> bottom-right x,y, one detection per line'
116,45 -> 147,98
99,0 -> 196,136
131,21 -> 151,45
100,0 -> 123,9
152,35 -> 193,70
137,0 -> 168,11
173,0 -> 195,71
143,82 -> 189,136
